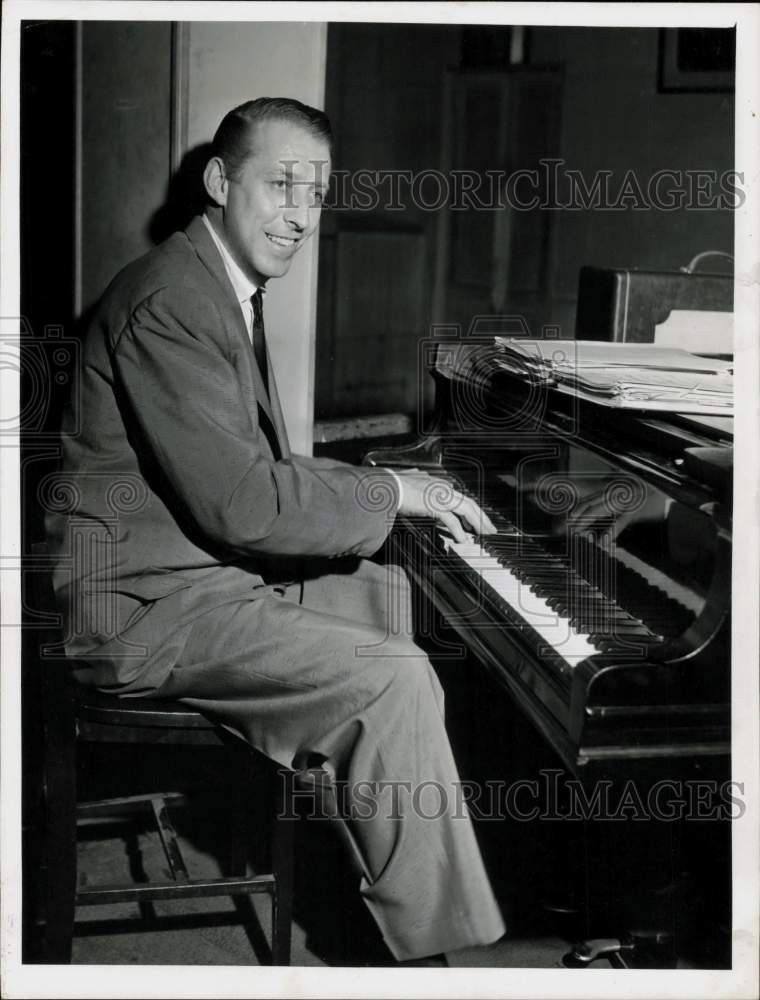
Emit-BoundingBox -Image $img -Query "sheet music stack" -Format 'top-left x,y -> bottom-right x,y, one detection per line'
492,339 -> 734,415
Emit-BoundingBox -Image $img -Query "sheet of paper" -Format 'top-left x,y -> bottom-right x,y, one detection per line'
654,309 -> 734,354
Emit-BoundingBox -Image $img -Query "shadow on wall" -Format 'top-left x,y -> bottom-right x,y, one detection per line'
148,143 -> 213,246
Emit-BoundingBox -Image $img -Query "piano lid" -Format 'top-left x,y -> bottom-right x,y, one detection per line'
424,337 -> 733,514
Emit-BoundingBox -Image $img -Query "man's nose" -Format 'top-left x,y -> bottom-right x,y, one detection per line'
283,186 -> 311,230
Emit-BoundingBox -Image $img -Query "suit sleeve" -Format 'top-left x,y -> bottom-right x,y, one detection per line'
111,287 -> 400,558
291,454 -> 358,472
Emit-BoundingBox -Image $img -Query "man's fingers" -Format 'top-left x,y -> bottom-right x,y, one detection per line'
439,511 -> 467,543
396,473 -> 497,536
460,500 -> 496,536
448,493 -> 496,536
425,480 -> 497,536
435,496 -> 495,540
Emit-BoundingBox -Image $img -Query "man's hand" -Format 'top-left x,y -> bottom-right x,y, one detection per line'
395,471 -> 496,542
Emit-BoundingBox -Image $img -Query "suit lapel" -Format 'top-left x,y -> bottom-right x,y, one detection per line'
184,216 -> 282,454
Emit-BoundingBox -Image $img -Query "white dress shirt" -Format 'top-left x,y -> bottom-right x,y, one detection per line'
202,213 -> 261,343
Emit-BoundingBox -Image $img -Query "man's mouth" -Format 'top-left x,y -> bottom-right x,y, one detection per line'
265,233 -> 299,249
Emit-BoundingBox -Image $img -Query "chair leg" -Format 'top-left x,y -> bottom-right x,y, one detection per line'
40,735 -> 77,962
270,768 -> 295,966
227,767 -> 251,878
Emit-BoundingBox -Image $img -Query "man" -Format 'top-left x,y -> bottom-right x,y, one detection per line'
46,97 -> 505,964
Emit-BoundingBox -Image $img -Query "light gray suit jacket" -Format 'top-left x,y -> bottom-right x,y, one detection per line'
46,216 -> 400,694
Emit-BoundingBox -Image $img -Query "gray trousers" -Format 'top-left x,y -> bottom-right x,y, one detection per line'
157,557 -> 505,961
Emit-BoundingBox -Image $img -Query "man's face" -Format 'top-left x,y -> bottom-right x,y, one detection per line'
214,118 -> 331,286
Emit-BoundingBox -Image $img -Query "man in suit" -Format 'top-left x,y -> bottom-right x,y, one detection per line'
46,97 -> 505,964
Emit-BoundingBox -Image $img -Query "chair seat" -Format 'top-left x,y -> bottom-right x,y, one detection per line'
75,685 -> 218,730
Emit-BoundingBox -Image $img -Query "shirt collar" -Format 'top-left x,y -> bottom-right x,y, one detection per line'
202,213 -> 263,304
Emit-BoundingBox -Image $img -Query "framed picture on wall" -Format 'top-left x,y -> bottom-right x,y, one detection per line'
658,27 -> 735,92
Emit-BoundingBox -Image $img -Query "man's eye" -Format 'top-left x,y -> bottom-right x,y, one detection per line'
313,192 -> 324,206
272,180 -> 287,189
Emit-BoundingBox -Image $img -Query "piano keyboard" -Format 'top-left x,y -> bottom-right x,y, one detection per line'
441,533 -> 599,666
436,473 -> 664,669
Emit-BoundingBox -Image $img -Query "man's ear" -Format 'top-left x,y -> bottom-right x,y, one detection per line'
203,156 -> 229,207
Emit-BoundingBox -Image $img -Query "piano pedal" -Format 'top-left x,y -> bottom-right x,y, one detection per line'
561,929 -> 676,969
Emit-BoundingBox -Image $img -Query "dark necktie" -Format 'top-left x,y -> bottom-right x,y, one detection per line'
250,289 -> 268,393
249,288 -> 282,461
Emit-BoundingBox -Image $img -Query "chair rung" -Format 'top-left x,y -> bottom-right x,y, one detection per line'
73,910 -> 265,938
76,874 -> 276,906
77,792 -> 188,818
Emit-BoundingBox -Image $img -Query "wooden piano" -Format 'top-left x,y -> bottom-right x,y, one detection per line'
366,338 -> 732,782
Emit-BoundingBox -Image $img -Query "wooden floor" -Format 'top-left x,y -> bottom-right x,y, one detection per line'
68,816 -> 578,969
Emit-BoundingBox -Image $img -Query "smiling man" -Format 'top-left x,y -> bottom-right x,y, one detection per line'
46,98 -> 505,966
203,106 -> 329,283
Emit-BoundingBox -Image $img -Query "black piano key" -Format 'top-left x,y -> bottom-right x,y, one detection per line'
518,571 -> 568,585
532,587 -> 568,601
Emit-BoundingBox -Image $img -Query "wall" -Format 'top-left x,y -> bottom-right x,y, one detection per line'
186,22 -> 327,455
315,23 -> 462,419
529,26 -> 735,335
79,22 -> 172,313
316,25 -> 735,421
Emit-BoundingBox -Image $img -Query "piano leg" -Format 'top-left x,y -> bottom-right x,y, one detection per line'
538,819 -> 592,936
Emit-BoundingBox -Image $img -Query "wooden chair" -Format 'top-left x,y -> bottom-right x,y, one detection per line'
28,543 -> 294,965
